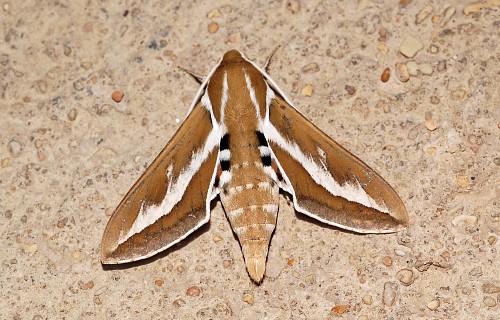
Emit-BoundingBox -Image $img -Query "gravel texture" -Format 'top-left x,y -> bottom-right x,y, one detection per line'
1,1 -> 498,319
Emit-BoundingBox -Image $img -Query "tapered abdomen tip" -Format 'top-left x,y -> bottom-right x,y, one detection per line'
246,257 -> 266,283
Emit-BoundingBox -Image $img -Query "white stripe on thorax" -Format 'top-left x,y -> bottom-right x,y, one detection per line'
244,71 -> 261,119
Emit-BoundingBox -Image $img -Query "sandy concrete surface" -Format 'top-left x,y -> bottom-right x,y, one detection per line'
1,1 -> 498,319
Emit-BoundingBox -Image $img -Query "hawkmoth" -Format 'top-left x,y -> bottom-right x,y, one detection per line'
100,50 -> 408,283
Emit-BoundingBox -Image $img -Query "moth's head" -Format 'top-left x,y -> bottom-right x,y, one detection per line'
221,50 -> 246,65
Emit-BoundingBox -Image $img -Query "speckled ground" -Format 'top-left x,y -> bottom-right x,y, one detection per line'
1,1 -> 498,319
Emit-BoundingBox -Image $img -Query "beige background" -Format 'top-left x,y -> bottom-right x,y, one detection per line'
1,1 -> 498,319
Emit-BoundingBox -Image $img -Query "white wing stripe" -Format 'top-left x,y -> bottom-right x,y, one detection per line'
262,120 -> 389,214
119,126 -> 222,245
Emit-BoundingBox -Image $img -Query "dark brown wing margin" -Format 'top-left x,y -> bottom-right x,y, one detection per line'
266,95 -> 408,233
101,103 -> 218,263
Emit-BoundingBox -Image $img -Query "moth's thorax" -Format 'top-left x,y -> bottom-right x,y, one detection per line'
207,51 -> 268,124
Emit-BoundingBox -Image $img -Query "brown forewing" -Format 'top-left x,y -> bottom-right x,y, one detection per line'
268,96 -> 408,232
101,103 -> 218,263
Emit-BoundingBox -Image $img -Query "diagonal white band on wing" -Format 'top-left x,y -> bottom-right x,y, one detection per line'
262,120 -> 389,214
118,126 -> 222,245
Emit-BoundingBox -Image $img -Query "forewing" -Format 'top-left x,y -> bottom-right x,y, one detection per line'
101,102 -> 219,263
264,94 -> 408,233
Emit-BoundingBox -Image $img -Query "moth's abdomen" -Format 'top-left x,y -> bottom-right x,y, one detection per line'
219,157 -> 279,282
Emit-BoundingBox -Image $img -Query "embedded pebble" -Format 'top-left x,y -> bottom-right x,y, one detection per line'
207,8 -> 220,18
439,6 -> 456,27
1,158 -> 10,167
407,125 -> 421,140
406,61 -> 418,76
425,119 -> 438,131
396,63 -> 410,82
362,294 -> 373,305
111,91 -> 124,102
482,282 -> 500,294
451,215 -> 478,226
186,286 -> 201,297
419,63 -> 433,75
483,296 -> 496,307
68,108 -> 78,121
301,84 -> 314,96
394,249 -> 406,256
455,174 -> 469,187
469,267 -> 483,277
345,85 -> 356,95
430,44 -> 439,54
464,1 -> 499,15
227,32 -> 241,43
213,235 -> 223,242
154,279 -> 164,286
37,150 -> 46,161
242,290 -> 255,305
358,0 -> 375,10
382,282 -> 398,306
286,0 -> 301,13
73,80 -> 84,91
451,88 -> 467,100
36,80 -> 47,93
399,36 -> 424,58
399,0 -> 411,8
330,305 -> 350,315
415,5 -> 433,24
381,67 -> 390,82
8,139 -> 22,157
103,207 -> 114,218
63,45 -> 72,56
426,147 -> 436,155
487,236 -> 497,245
72,250 -> 82,260
378,42 -> 389,53
302,62 -> 320,73
427,299 -> 440,310
396,269 -> 415,286
425,111 -> 433,121
173,298 -> 186,307
147,121 -> 160,134
430,96 -> 440,105
304,273 -> 316,285
382,256 -> 393,266
57,217 -> 68,228
81,61 -> 93,70
78,280 -> 95,290
23,243 -> 38,256
437,60 -> 447,72
208,22 -> 219,33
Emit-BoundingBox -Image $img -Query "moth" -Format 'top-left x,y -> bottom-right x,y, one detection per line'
101,50 -> 408,283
